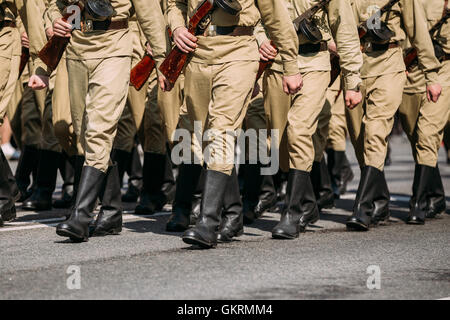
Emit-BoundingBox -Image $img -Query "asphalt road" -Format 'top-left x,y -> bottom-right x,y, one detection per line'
1,136 -> 449,300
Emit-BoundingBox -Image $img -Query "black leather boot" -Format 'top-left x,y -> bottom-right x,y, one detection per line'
14,146 -> 39,202
161,154 -> 176,204
56,166 -> 105,242
242,163 -> 262,224
0,149 -> 16,222
272,169 -> 319,239
53,155 -> 75,209
189,168 -> 205,226
22,150 -> 61,211
111,148 -> 131,187
182,170 -> 229,248
311,158 -> 335,211
166,163 -> 202,231
122,146 -> 143,203
135,152 -> 168,214
71,155 -> 85,203
217,169 -> 243,243
407,165 -> 429,225
346,166 -> 390,231
91,163 -> 123,236
326,149 -> 354,197
427,165 -> 446,218
0,148 -> 19,202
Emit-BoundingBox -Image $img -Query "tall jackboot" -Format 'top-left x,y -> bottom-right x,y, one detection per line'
111,148 -> 132,187
122,146 -> 143,203
311,158 -> 335,211
0,149 -> 16,223
326,149 -> 354,197
272,169 -> 319,239
161,153 -> 176,204
407,165 -> 429,225
182,170 -> 229,248
427,165 -> 446,218
135,152 -> 167,215
56,166 -> 105,242
53,155 -> 75,209
91,163 -> 123,236
190,168 -> 205,226
0,147 -> 19,202
166,163 -> 202,231
22,150 -> 61,211
71,155 -> 85,203
346,166 -> 390,231
217,168 -> 243,242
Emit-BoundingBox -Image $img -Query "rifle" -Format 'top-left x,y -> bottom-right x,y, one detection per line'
329,0 -> 401,87
38,2 -> 84,72
18,46 -> 30,79
159,0 -> 215,87
130,54 -> 156,90
255,0 -> 330,83
404,7 -> 449,70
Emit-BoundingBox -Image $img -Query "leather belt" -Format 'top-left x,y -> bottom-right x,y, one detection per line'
213,25 -> 254,36
370,42 -> 399,52
81,19 -> 128,33
299,41 -> 328,54
0,20 -> 16,30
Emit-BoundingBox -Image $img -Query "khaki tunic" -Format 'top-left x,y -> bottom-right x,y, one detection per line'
168,0 -> 300,174
346,0 -> 442,170
398,0 -> 450,167
259,0 -> 362,171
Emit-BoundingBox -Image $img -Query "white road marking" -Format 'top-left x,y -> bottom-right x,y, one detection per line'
438,297 -> 450,300
0,212 -> 171,233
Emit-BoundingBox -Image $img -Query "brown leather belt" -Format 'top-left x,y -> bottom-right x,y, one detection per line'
81,19 -> 128,32
214,26 -> 254,36
371,42 -> 399,52
0,20 -> 16,30
299,41 -> 328,54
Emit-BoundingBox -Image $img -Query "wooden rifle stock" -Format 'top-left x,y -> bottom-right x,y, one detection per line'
329,53 -> 340,87
18,46 -> 30,79
159,0 -> 215,87
130,54 -> 156,90
38,3 -> 82,71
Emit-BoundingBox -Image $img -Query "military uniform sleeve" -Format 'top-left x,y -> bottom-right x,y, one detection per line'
167,0 -> 187,32
47,0 -> 64,24
327,0 -> 362,90
43,1 -> 53,32
133,0 -> 169,72
17,0 -> 49,76
256,0 -> 299,76
400,0 -> 440,85
254,21 -> 269,47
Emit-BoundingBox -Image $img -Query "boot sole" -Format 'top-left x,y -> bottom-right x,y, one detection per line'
346,221 -> 369,231
182,236 -> 216,249
406,220 -> 425,225
272,232 -> 298,240
217,229 -> 244,243
56,229 -> 88,242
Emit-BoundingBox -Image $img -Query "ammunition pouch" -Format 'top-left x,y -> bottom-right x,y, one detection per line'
297,18 -> 323,44
364,21 -> 394,44
84,0 -> 116,21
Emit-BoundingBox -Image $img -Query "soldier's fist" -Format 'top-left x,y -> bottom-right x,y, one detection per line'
53,18 -> 72,37
282,73 -> 303,95
173,27 -> 197,53
28,75 -> 49,90
21,32 -> 29,48
159,75 -> 173,92
426,84 -> 442,103
259,40 -> 277,61
345,90 -> 362,109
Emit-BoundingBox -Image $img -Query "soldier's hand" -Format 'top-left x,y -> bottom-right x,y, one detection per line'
173,27 -> 197,53
45,27 -> 54,40
146,43 -> 153,56
282,73 -> 303,95
21,32 -> 29,48
328,41 -> 337,56
345,90 -> 362,109
53,18 -> 72,37
426,84 -> 442,103
259,40 -> 277,61
159,75 -> 173,92
28,75 -> 49,90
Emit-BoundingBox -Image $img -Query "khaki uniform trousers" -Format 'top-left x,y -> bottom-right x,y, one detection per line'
326,88 -> 347,151
52,56 -> 79,156
6,79 -> 24,149
66,56 -> 131,172
345,71 -> 406,170
398,86 -> 450,167
0,55 -> 20,125
184,60 -> 259,175
263,69 -> 330,172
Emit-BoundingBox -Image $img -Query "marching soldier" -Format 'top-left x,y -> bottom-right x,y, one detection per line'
345,0 -> 443,231
398,0 -> 449,224
167,0 -> 302,248
259,0 -> 363,239
30,0 -> 170,242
